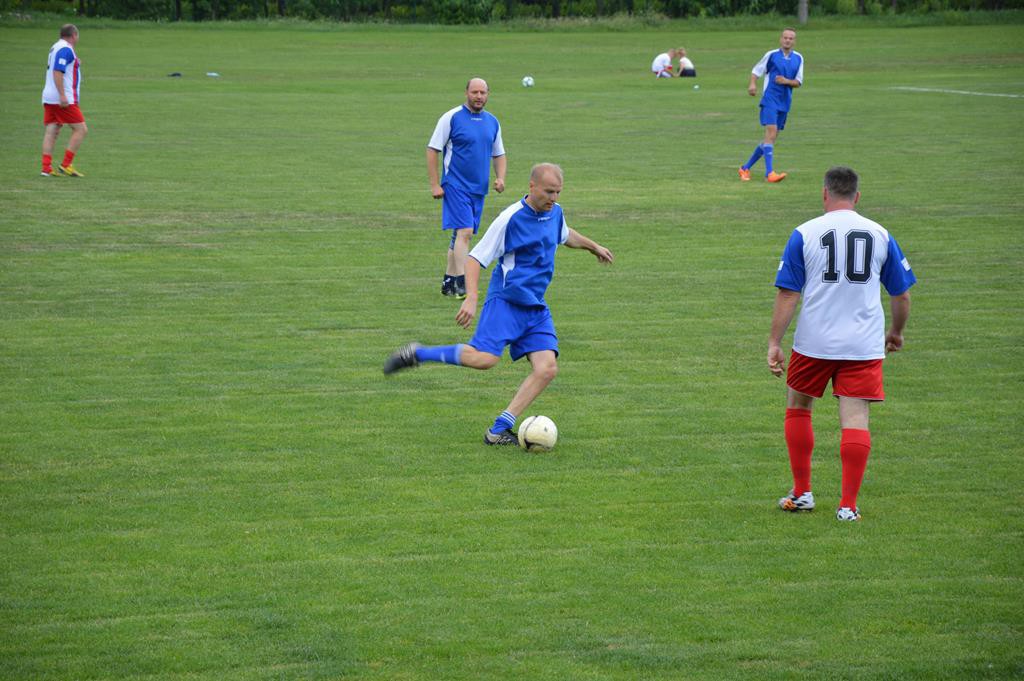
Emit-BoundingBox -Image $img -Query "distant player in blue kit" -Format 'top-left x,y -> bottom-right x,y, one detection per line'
384,164 -> 614,446
738,28 -> 804,183
427,78 -> 507,300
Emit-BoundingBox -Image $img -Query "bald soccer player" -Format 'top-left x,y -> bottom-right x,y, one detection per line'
385,164 -> 614,446
427,77 -> 507,299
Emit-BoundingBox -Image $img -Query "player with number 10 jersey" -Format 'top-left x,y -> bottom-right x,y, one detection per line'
775,209 -> 916,360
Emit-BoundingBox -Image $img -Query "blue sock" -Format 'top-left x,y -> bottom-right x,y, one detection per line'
743,144 -> 764,170
763,144 -> 774,175
489,411 -> 516,435
414,344 -> 463,366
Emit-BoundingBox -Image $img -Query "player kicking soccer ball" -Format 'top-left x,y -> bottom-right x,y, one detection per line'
384,163 -> 613,446
768,167 -> 916,521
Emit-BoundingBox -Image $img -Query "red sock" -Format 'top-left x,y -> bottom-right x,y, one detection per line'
62,149 -> 75,167
785,408 -> 814,496
839,429 -> 872,509
42,154 -> 53,172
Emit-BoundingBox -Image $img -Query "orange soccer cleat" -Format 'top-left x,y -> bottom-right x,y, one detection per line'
738,167 -> 751,181
766,171 -> 787,183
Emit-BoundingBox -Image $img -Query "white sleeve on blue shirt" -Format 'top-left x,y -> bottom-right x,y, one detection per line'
470,203 -> 519,268
427,108 -> 456,151
879,236 -> 916,296
559,215 -> 569,244
492,124 -> 505,157
774,230 -> 806,291
794,53 -> 804,84
751,50 -> 773,78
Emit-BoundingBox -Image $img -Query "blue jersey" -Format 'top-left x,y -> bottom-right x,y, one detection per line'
469,197 -> 570,308
753,49 -> 804,112
428,105 -> 505,196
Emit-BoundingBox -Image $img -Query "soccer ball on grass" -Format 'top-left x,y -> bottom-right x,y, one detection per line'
518,415 -> 557,452
521,75 -> 535,88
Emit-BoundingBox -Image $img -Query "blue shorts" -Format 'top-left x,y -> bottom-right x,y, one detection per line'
442,184 -> 484,236
468,297 -> 559,362
760,106 -> 789,130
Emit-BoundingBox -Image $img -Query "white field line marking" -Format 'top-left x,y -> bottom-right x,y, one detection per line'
890,86 -> 1023,99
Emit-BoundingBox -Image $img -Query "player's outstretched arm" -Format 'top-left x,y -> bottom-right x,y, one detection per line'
885,291 -> 911,352
768,288 -> 801,376
564,228 -> 613,264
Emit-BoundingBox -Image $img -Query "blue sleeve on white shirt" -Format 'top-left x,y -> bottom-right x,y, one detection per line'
53,46 -> 75,73
880,236 -> 917,296
774,230 -> 805,291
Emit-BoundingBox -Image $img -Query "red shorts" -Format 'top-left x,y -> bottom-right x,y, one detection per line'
787,350 -> 885,401
43,103 -> 85,125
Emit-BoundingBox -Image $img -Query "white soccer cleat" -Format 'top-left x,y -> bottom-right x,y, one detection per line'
836,506 -> 861,522
778,490 -> 815,512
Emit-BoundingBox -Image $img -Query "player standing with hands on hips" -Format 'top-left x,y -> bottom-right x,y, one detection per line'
739,28 -> 802,183
427,78 -> 507,300
41,24 -> 87,178
384,164 -> 614,446
768,167 -> 916,521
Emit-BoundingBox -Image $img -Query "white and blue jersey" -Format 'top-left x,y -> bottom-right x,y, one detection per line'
42,39 -> 81,105
753,49 -> 803,112
428,105 -> 505,196
469,197 -> 569,308
775,209 -> 916,360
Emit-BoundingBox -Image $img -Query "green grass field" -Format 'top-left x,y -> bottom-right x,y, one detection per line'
1,16 -> 1023,679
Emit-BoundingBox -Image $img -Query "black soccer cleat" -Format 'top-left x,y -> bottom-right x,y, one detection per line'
453,281 -> 467,300
383,342 -> 422,375
441,278 -> 455,297
483,428 -> 519,446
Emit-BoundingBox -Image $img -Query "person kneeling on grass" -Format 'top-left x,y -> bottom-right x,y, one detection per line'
383,163 -> 614,446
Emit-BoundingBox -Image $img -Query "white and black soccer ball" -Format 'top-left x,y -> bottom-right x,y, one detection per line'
518,415 -> 557,452
521,75 -> 535,88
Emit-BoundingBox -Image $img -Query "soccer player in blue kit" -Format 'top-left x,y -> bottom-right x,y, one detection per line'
384,164 -> 614,446
739,28 -> 804,183
427,78 -> 507,299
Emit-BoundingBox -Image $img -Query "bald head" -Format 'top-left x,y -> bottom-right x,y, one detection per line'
530,163 -> 563,184
465,78 -> 490,113
527,163 -> 564,213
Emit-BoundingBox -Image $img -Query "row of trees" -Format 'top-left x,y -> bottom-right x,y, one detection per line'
9,0 -> 1020,22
